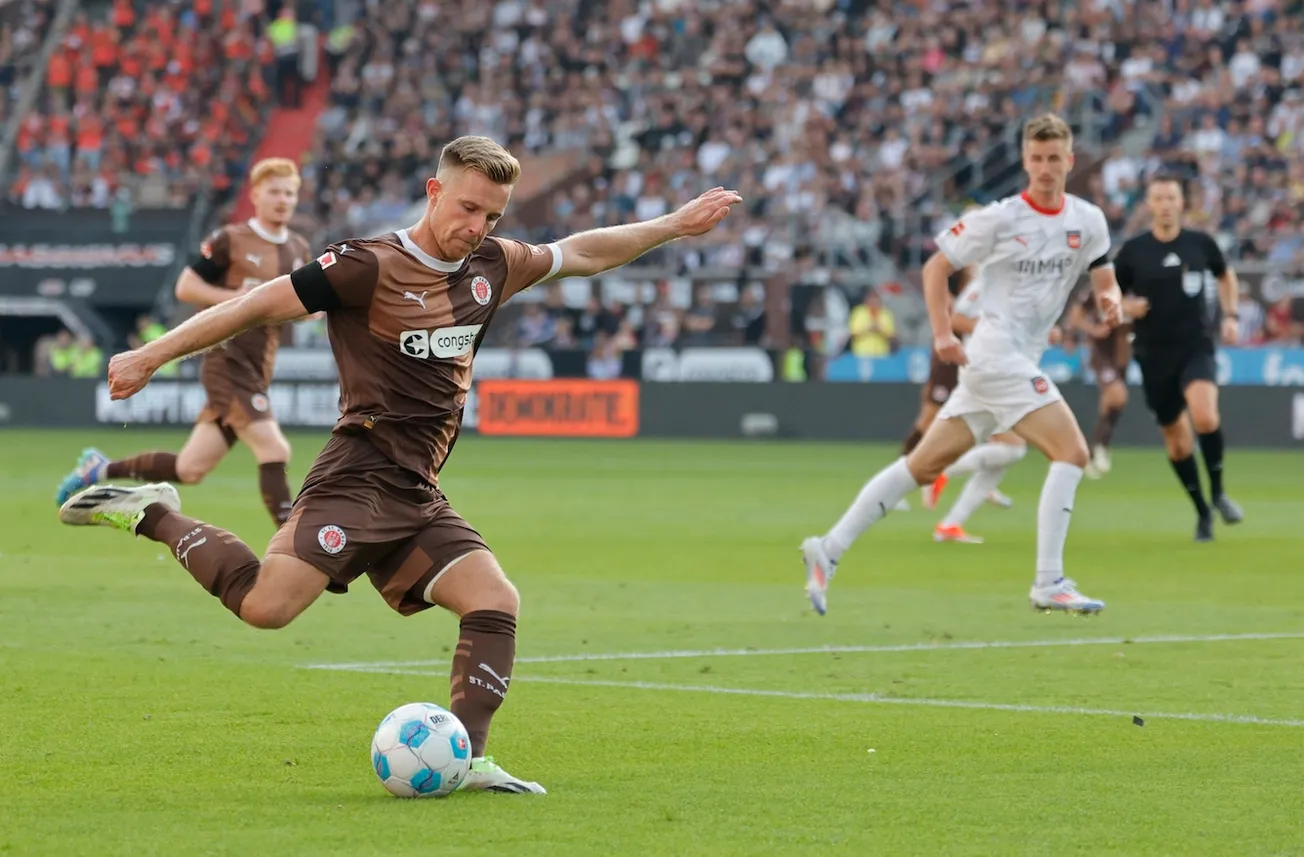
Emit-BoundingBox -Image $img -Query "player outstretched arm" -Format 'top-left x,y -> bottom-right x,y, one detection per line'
547,187 -> 742,280
107,276 -> 310,400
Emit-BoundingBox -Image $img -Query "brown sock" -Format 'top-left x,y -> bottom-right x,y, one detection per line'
258,462 -> 293,526
902,427 -> 924,455
449,610 -> 517,757
1091,406 -> 1123,448
106,452 -> 179,482
137,504 -> 261,617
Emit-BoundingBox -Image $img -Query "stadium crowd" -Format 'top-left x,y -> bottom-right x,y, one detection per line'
0,0 -> 58,117
6,0 -> 293,211
5,0 -> 1304,361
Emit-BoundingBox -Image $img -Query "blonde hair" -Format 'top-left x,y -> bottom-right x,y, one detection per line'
249,157 -> 301,188
1022,114 -> 1073,149
437,136 -> 522,186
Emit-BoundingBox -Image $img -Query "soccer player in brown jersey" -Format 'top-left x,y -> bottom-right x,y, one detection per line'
56,158 -> 312,528
58,136 -> 742,795
1067,286 -> 1138,479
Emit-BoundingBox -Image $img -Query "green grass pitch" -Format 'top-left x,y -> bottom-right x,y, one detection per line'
2,428 -> 1303,855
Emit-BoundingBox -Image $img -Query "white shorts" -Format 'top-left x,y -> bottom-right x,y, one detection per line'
936,367 -> 1063,442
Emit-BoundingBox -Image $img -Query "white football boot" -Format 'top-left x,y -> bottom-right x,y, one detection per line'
58,483 -> 181,534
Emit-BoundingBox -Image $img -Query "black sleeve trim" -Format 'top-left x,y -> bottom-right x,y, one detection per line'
1088,254 -> 1111,270
291,262 -> 341,313
189,256 -> 226,284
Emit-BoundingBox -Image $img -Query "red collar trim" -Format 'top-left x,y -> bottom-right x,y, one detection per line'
1021,191 -> 1064,216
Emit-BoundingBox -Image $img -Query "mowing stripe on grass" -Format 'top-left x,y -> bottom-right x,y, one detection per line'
301,630 -> 1304,671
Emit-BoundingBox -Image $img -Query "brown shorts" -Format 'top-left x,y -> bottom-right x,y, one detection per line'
923,354 -> 960,405
1090,337 -> 1131,387
266,432 -> 490,616
198,374 -> 274,445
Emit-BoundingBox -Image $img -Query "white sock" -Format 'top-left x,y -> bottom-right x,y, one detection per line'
944,446 -> 988,478
945,442 -> 1026,477
824,457 -> 920,561
1035,461 -> 1084,586
941,467 -> 1007,528
987,442 -> 1028,468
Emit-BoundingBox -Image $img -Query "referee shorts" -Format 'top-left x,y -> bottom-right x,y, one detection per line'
1136,347 -> 1217,427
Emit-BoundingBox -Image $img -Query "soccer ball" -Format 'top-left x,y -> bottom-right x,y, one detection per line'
370,702 -> 472,798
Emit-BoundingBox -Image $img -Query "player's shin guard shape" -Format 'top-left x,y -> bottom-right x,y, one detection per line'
450,610 -> 517,757
258,462 -> 294,526
1197,429 -> 1225,498
1035,462 -> 1083,586
824,457 -> 919,561
107,452 -> 180,483
137,504 -> 260,616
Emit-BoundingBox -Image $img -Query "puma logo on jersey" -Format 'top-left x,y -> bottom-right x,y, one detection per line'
403,290 -> 428,309
245,253 -> 262,265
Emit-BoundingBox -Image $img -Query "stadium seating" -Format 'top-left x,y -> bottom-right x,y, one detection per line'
5,1 -> 1302,351
8,0 -> 274,210
0,0 -> 58,114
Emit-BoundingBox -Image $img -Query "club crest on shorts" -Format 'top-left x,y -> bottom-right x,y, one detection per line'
470,276 -> 493,306
250,393 -> 270,412
317,250 -> 338,270
1031,375 -> 1050,394
318,525 -> 347,555
1066,230 -> 1082,250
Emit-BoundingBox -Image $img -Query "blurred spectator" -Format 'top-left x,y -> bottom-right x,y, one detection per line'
681,286 -> 723,346
515,302 -> 556,347
586,333 -> 623,380
730,286 -> 767,346
847,289 -> 897,357
32,329 -> 72,377
1264,296 -> 1304,344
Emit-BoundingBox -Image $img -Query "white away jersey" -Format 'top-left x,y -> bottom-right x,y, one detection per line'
954,272 -> 982,316
935,192 -> 1111,373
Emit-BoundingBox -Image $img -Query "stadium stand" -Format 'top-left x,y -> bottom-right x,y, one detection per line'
7,0 -> 277,210
3,0 -> 1303,365
0,0 -> 58,115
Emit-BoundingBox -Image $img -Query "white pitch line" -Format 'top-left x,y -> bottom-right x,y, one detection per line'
516,677 -> 1304,729
297,667 -> 1304,729
301,631 -> 1304,671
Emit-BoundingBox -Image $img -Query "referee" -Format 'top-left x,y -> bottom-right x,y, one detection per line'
1113,173 -> 1244,541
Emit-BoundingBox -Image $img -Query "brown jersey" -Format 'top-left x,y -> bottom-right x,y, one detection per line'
289,230 -> 559,485
191,220 -> 312,393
